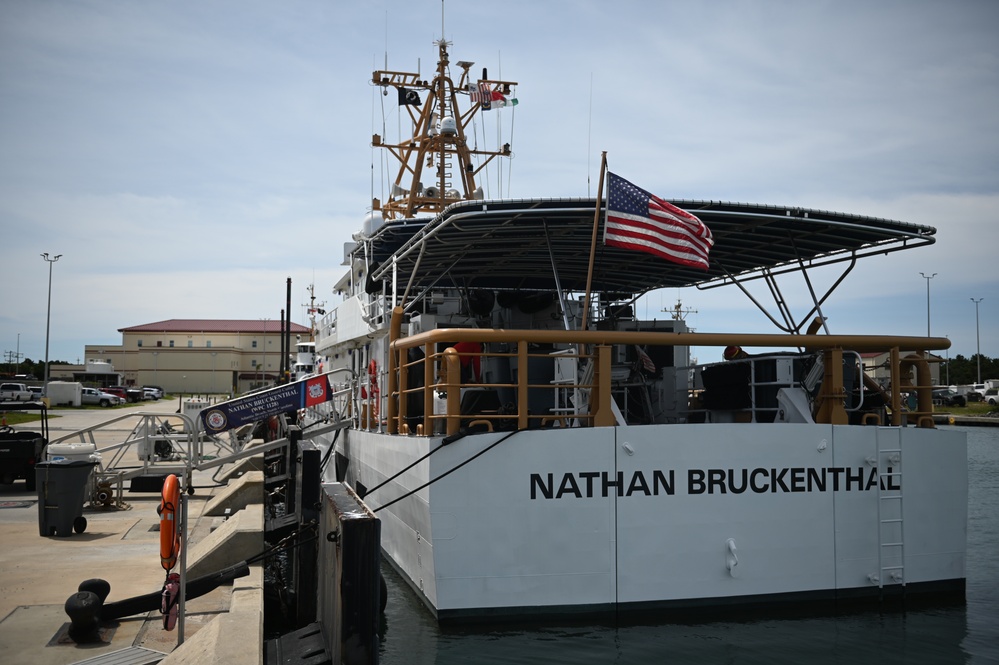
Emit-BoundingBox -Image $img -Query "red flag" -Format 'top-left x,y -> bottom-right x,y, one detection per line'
304,375 -> 331,407
604,172 -> 713,269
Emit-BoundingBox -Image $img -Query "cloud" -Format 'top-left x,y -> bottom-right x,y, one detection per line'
1,0 -> 997,363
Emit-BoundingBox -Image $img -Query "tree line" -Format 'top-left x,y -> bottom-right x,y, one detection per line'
940,354 -> 999,386
1,357 -> 71,380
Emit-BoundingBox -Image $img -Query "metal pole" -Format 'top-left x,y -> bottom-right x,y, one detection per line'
286,277 -> 293,383
41,253 -> 62,395
920,272 -> 936,337
945,336 -> 950,385
971,297 -> 984,384
178,489 -> 187,645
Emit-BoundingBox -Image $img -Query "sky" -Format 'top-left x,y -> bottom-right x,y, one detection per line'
1,0 -> 997,370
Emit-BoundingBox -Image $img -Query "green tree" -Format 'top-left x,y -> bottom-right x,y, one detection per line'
941,354 -> 998,385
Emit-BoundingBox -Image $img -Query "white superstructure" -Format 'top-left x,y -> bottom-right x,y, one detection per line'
292,339 -> 316,381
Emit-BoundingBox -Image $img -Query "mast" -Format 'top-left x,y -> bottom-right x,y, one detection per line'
371,40 -> 516,219
304,283 -> 324,341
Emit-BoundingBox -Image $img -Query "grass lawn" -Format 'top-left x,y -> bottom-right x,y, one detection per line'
1,412 -> 54,425
940,401 -> 998,417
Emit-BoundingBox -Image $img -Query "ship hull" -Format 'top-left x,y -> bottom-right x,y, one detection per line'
323,423 -> 967,621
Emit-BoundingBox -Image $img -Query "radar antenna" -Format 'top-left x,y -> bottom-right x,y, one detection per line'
666,299 -> 697,322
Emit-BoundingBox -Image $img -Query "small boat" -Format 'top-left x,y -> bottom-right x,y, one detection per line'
292,285 -> 321,382
307,37 -> 966,622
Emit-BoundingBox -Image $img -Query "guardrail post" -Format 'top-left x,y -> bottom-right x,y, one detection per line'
423,342 -> 434,437
517,341 -> 529,431
593,345 -> 614,427
890,347 -> 901,426
815,347 -> 848,425
387,307 -> 403,434
444,348 -> 461,436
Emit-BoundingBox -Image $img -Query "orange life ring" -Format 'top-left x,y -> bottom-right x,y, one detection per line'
158,475 -> 182,571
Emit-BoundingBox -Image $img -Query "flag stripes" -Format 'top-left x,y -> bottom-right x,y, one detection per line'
604,172 -> 713,269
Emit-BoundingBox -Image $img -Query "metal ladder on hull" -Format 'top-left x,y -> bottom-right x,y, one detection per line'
875,432 -> 905,589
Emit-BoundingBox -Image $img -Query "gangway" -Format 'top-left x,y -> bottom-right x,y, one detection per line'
49,411 -> 210,506
48,404 -> 349,509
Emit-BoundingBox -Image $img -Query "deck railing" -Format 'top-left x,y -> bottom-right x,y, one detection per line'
370,307 -> 945,436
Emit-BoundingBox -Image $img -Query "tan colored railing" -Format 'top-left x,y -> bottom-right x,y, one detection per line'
376,307 -> 946,436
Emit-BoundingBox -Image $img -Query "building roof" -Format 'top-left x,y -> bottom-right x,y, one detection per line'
119,319 -> 311,334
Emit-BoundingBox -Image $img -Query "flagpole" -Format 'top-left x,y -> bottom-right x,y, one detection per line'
581,151 -> 607,331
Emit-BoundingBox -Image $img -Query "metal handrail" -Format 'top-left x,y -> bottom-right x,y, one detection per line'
49,411 -> 201,485
378,306 -> 946,436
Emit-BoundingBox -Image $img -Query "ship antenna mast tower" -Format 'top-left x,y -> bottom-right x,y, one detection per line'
371,40 -> 516,220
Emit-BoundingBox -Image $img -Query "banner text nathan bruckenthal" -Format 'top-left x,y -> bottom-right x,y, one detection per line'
530,466 -> 900,500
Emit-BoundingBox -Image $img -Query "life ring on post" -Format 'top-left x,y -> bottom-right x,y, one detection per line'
158,474 -> 181,571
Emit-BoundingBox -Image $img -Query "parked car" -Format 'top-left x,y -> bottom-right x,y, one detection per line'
0,383 -> 33,401
80,387 -> 122,407
28,386 -> 43,398
109,385 -> 144,403
985,388 -> 999,406
104,387 -> 129,402
143,387 -> 161,400
932,388 -> 967,408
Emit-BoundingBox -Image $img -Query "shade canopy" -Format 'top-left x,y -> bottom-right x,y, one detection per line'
363,197 -> 935,297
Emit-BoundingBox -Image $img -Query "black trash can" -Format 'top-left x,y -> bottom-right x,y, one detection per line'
36,460 -> 96,537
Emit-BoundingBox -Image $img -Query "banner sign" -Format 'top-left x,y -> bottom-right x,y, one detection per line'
200,374 -> 333,434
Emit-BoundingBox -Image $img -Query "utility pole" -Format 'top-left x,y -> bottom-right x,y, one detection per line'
4,349 -> 24,375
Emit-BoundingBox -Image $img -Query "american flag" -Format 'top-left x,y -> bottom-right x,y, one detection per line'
469,81 -> 493,110
604,172 -> 713,269
635,345 -> 656,374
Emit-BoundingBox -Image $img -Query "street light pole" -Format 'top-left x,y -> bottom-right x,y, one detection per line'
971,297 -> 984,384
41,253 -> 62,394
920,272 -> 937,337
945,336 -> 950,385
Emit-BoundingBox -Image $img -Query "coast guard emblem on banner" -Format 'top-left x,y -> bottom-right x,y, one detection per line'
204,409 -> 227,431
305,376 -> 328,407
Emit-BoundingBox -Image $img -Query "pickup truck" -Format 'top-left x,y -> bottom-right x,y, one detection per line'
0,402 -> 48,490
80,387 -> 122,407
0,383 -> 33,401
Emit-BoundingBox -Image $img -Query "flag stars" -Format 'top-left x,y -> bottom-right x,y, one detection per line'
604,172 -> 713,270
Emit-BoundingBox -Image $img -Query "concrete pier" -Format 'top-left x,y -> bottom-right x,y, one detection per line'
0,399 -> 266,665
